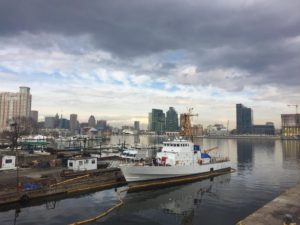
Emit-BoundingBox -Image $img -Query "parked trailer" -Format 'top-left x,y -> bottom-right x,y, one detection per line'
0,155 -> 16,171
67,157 -> 97,171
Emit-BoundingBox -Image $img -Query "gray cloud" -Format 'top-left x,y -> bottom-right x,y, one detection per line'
0,0 -> 300,90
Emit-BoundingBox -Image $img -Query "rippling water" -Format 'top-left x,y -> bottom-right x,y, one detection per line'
1,137 -> 300,225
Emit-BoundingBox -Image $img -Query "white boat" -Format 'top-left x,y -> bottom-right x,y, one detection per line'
33,150 -> 51,155
119,138 -> 231,183
121,149 -> 138,160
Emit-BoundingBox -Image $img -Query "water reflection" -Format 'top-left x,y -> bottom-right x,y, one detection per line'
237,140 -> 253,169
117,174 -> 231,225
2,138 -> 300,225
13,208 -> 20,225
133,135 -> 140,145
9,199 -> 58,225
282,140 -> 300,160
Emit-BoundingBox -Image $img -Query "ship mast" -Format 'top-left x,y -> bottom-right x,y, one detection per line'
180,108 -> 198,140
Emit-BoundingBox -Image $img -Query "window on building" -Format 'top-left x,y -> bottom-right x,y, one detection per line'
79,161 -> 83,166
69,162 -> 73,167
92,160 -> 95,164
5,159 -> 12,164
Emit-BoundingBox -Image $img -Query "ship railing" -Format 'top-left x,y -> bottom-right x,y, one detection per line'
210,156 -> 230,163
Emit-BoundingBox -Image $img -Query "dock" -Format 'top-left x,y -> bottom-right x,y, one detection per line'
0,167 -> 126,209
237,183 -> 300,225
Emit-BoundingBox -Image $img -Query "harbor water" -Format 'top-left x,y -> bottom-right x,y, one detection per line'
1,137 -> 300,225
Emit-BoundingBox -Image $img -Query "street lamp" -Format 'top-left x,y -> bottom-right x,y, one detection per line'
10,122 -> 20,193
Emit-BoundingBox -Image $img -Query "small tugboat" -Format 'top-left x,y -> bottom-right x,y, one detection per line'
119,108 -> 231,188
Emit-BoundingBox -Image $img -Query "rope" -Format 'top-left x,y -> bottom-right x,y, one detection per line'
50,174 -> 90,188
67,181 -> 124,194
69,167 -> 236,225
69,188 -> 128,225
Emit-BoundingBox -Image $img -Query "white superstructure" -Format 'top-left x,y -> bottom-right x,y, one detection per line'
120,138 -> 230,183
67,157 -> 97,171
0,155 -> 16,170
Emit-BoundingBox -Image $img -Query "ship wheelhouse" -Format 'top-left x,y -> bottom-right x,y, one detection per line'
156,139 -> 201,166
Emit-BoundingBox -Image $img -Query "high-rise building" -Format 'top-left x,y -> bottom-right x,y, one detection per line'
166,107 -> 179,132
54,113 -> 60,128
80,122 -> 89,128
30,110 -> 38,122
45,116 -> 56,129
58,118 -> 70,129
70,114 -> 78,134
281,114 -> 300,137
0,87 -> 32,130
19,87 -> 31,118
236,104 -> 253,134
88,115 -> 96,127
149,109 -> 165,134
148,113 -> 152,130
96,120 -> 107,130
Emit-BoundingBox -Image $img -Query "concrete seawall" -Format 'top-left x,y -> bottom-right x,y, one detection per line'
237,183 -> 300,225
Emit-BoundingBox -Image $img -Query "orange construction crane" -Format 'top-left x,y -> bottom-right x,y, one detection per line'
203,146 -> 218,153
287,104 -> 299,114
180,108 -> 198,139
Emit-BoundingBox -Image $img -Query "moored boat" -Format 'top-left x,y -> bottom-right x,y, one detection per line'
119,138 -> 231,185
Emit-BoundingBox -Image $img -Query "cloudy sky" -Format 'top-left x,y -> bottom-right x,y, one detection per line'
0,0 -> 299,128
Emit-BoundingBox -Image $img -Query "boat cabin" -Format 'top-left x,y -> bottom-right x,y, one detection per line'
156,138 -> 212,166
67,157 -> 97,171
162,139 -> 194,152
0,155 -> 16,170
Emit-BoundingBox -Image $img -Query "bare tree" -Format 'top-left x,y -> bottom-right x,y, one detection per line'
1,116 -> 39,150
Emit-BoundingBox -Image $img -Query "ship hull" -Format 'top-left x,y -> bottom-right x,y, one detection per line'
120,161 -> 231,183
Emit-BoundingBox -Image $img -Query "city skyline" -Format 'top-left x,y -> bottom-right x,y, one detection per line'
1,0 -> 299,128
0,86 -> 294,130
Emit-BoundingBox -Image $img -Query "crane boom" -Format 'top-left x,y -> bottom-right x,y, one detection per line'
287,104 -> 299,114
204,146 -> 218,153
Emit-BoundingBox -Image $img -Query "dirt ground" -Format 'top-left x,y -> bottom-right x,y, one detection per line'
0,167 -> 63,194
